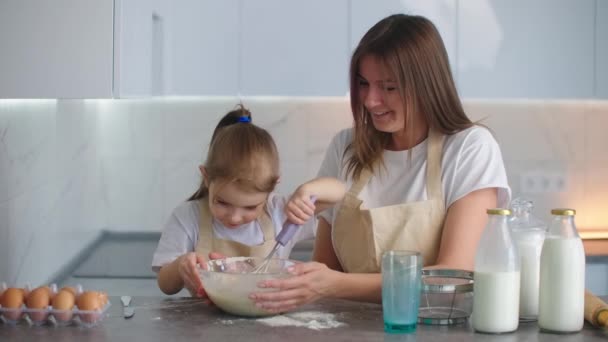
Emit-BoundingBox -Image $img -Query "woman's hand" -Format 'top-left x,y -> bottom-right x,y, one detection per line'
177,252 -> 207,298
285,187 -> 316,225
249,262 -> 340,313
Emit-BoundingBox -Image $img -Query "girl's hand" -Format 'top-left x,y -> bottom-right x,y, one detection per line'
178,252 -> 207,298
285,188 -> 316,225
249,262 -> 340,313
208,252 -> 227,260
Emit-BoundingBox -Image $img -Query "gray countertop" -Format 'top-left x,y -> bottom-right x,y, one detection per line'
1,296 -> 607,342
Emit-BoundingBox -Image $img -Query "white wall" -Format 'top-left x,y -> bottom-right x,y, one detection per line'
0,100 -> 104,285
1,98 -> 608,286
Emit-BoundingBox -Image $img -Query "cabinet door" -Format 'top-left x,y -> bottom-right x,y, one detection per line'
0,0 -> 113,99
457,0 -> 595,99
350,0 -> 458,78
114,0 -> 170,97
597,0 -> 608,99
167,0 -> 239,96
240,0 -> 349,96
116,0 -> 239,97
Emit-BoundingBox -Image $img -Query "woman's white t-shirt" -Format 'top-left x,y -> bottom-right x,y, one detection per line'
317,126 -> 511,225
151,193 -> 315,272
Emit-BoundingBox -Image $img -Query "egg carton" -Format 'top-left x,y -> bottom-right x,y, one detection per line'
0,282 -> 111,328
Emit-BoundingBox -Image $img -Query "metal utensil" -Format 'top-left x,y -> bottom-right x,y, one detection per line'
121,295 -> 134,319
252,196 -> 317,274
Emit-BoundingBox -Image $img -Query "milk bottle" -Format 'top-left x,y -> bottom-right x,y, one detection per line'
473,209 -> 520,334
538,208 -> 585,333
508,198 -> 546,321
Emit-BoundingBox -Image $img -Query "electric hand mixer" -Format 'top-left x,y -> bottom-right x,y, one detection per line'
251,196 -> 317,273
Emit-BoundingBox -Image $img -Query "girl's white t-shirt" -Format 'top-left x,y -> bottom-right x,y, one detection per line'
317,126 -> 511,225
151,193 -> 315,272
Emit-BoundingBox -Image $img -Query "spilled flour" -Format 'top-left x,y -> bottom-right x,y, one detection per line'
256,311 -> 346,330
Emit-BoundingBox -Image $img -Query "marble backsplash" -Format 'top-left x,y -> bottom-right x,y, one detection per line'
1,97 -> 607,284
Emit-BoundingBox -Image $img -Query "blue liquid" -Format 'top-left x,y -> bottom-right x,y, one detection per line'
384,321 -> 417,333
382,267 -> 421,334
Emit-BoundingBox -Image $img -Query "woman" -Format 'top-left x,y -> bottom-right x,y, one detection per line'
250,14 -> 510,313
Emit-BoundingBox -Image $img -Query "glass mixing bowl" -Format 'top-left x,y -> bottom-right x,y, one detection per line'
199,257 -> 295,317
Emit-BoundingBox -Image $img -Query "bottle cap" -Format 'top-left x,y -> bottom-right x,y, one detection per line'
487,208 -> 511,216
551,208 -> 576,216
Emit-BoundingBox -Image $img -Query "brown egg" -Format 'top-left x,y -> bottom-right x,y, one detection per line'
59,286 -> 78,298
76,291 -> 103,324
51,290 -> 75,322
25,287 -> 51,322
26,286 -> 51,309
52,290 -> 75,310
0,288 -> 25,321
76,291 -> 101,311
1,287 -> 24,308
60,286 -> 77,296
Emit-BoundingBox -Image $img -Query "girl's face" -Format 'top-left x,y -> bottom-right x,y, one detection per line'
357,54 -> 405,134
207,180 -> 268,228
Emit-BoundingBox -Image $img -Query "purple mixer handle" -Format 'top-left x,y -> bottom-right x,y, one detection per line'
275,195 -> 317,246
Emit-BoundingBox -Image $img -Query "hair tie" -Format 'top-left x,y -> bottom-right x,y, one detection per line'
238,116 -> 251,123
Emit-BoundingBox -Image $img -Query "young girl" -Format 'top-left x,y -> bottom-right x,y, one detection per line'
152,105 -> 346,298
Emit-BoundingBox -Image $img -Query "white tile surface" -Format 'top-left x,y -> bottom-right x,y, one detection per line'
162,99 -> 237,160
581,161 -> 608,229
0,101 -> 56,201
162,158 -> 201,227
0,202 -> 10,282
465,100 -> 549,161
2,97 -> 608,286
101,157 -> 164,231
586,102 -> 608,162
97,100 -> 163,159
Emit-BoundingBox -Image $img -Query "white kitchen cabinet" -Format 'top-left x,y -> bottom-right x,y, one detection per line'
457,0 -> 596,99
116,0 -> 240,97
165,0 -> 239,96
597,0 -> 608,99
114,0 -> 170,97
350,0 -> 458,73
0,0 -> 114,99
239,0 -> 350,96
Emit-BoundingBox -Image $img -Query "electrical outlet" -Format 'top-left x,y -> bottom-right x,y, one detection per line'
520,171 -> 566,193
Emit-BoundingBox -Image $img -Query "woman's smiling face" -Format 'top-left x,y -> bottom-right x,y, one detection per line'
357,54 -> 405,134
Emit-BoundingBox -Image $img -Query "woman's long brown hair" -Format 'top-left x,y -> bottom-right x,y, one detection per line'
346,14 -> 474,181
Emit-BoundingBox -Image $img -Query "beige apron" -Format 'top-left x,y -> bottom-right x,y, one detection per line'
195,199 -> 277,258
332,129 -> 446,273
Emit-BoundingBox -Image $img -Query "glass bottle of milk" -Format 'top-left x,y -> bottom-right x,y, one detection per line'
538,208 -> 585,333
508,198 -> 546,321
473,208 -> 520,334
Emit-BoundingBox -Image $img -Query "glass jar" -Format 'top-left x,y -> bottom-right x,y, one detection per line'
538,208 -> 585,333
473,208 -> 520,334
508,198 -> 546,321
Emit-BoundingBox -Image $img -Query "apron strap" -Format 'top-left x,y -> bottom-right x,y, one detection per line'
197,199 -> 214,254
348,168 -> 373,197
258,205 -> 275,242
425,129 -> 444,201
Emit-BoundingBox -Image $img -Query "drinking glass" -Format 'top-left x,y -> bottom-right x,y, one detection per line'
382,250 -> 422,333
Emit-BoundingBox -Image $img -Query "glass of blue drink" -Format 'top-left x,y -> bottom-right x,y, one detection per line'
382,250 -> 422,333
